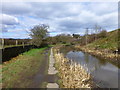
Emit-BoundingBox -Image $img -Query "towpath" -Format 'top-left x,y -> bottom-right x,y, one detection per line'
29,47 -> 59,88
47,47 -> 59,88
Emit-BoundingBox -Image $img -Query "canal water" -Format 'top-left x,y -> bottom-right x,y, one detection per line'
60,46 -> 119,88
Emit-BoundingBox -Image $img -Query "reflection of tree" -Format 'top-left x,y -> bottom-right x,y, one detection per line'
84,53 -> 89,63
90,57 -> 101,71
98,58 -> 107,65
60,46 -> 75,55
94,62 -> 99,70
94,57 -> 104,71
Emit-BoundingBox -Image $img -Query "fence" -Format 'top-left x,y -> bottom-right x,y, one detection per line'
1,45 -> 36,63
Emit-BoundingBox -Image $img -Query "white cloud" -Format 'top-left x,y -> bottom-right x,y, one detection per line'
0,14 -> 19,25
1,2 -> 118,38
0,14 -> 20,32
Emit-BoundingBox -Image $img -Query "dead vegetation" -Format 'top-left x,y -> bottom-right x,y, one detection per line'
75,45 -> 120,66
53,47 -> 96,88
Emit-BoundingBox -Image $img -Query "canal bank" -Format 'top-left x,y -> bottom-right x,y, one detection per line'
74,45 -> 120,68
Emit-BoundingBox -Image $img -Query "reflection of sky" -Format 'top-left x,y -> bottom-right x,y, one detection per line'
66,51 -> 103,71
66,51 -> 118,72
93,69 -> 118,88
101,63 -> 118,72
66,51 -> 119,88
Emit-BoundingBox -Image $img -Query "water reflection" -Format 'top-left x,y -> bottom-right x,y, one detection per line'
66,51 -> 119,88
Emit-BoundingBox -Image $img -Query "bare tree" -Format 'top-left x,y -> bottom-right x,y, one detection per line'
85,28 -> 89,45
29,24 -> 49,47
94,24 -> 102,40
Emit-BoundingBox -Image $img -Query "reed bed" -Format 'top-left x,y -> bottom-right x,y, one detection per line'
75,45 -> 119,63
53,47 -> 95,88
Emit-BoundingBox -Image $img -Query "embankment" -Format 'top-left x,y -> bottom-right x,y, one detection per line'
73,30 -> 119,66
1,45 -> 36,63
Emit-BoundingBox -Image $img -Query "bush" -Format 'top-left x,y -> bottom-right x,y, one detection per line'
98,30 -> 107,38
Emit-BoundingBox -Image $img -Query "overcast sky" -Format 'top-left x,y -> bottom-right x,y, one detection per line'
0,2 -> 118,38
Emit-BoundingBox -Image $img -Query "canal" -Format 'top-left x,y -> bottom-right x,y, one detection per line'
60,46 -> 120,88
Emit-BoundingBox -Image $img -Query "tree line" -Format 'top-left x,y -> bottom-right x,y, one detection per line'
29,24 -> 107,47
0,23 -> 108,48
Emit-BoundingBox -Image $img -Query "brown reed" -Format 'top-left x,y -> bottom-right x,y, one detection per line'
53,47 -> 96,88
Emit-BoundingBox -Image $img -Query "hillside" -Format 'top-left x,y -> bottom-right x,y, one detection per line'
86,30 -> 118,52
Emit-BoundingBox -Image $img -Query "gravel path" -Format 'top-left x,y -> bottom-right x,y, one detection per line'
47,48 -> 59,88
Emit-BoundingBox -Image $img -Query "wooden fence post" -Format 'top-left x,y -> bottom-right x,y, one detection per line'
16,40 -> 18,46
2,38 -> 4,48
22,42 -> 24,48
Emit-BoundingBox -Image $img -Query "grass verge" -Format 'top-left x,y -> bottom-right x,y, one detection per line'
41,82 -> 48,88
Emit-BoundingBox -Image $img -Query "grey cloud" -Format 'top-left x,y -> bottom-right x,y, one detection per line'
87,2 -> 118,16
30,2 -> 70,19
2,2 -> 32,15
2,2 -> 83,19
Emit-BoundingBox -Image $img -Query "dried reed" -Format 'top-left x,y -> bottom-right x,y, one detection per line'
53,47 -> 95,88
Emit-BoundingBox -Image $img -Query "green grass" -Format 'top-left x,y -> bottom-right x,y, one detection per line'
2,46 -> 49,88
23,46 -> 47,56
86,30 -> 118,51
41,82 -> 48,88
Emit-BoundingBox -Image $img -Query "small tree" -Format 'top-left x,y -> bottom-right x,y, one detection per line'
30,24 -> 49,47
93,24 -> 103,40
72,34 -> 80,39
98,30 -> 107,38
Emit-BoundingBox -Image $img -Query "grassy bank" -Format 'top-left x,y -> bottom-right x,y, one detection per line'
2,46 -> 49,88
86,30 -> 118,51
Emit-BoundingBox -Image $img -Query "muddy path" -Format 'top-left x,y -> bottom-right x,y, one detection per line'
28,47 -> 58,88
28,48 -> 49,88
